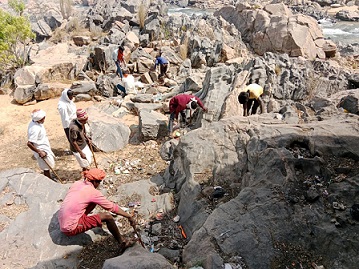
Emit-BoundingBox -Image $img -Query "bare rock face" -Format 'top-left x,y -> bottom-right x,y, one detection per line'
166,116 -> 359,269
215,2 -> 331,60
103,244 -> 173,269
87,106 -> 131,152
139,109 -> 169,140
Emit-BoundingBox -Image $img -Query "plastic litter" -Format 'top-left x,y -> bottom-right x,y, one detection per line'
128,201 -> 141,207
212,186 -> 225,199
173,215 -> 180,223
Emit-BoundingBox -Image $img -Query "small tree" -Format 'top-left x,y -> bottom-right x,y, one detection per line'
0,2 -> 35,72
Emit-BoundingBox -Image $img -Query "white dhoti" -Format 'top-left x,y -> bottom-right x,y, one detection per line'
72,145 -> 93,168
35,153 -> 55,171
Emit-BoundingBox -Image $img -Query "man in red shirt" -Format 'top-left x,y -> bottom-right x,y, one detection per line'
168,94 -> 208,134
112,46 -> 126,79
58,168 -> 136,250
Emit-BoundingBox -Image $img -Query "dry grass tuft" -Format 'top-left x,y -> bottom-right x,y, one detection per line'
138,3 -> 148,30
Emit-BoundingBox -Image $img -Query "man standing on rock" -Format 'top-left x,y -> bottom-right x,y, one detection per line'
112,45 -> 126,79
238,83 -> 264,116
58,168 -> 136,251
168,94 -> 208,134
57,88 -> 76,142
27,109 -> 55,179
153,51 -> 169,78
69,109 -> 93,171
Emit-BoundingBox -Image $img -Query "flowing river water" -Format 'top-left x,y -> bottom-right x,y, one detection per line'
168,7 -> 359,46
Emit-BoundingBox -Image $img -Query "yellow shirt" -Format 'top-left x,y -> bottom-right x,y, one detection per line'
244,84 -> 263,99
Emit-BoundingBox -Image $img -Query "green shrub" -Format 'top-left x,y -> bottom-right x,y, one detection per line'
0,2 -> 35,72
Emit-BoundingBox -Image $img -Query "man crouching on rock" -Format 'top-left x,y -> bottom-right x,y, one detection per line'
58,168 -> 136,250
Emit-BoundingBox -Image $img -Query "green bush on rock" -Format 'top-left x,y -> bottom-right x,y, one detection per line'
0,0 -> 35,72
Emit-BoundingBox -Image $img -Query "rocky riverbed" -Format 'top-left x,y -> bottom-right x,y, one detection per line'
0,0 -> 358,269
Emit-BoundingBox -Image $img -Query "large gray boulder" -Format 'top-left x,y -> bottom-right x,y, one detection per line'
103,244 -> 174,269
13,85 -> 36,104
165,116 -> 359,269
195,65 -> 236,126
87,106 -> 131,152
215,2 -> 329,60
29,43 -> 87,81
139,110 -> 168,140
34,83 -> 64,101
0,168 -> 99,268
71,81 -> 99,96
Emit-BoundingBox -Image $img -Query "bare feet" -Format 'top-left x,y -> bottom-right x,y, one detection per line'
119,238 -> 136,255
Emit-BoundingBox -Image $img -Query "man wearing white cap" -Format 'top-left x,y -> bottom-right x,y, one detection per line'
27,109 -> 55,179
69,108 -> 93,171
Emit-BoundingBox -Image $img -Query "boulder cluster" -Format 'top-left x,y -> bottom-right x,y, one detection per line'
0,0 -> 358,268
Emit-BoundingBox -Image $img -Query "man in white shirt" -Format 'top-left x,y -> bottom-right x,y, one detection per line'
116,70 -> 143,97
27,109 -> 55,179
57,88 -> 77,142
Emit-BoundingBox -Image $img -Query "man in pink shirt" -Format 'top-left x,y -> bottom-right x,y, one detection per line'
58,168 -> 136,250
168,94 -> 207,134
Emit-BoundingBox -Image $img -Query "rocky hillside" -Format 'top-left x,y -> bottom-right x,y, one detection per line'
0,0 -> 358,268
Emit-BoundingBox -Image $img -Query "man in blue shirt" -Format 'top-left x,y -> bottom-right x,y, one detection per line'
154,53 -> 169,77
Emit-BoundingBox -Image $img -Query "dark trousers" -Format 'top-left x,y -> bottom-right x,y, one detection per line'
116,84 -> 126,96
64,128 -> 71,143
168,110 -> 187,133
247,99 -> 260,115
160,63 -> 168,76
115,61 -> 123,78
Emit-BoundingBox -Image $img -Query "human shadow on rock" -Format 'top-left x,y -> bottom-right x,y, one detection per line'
48,210 -> 93,246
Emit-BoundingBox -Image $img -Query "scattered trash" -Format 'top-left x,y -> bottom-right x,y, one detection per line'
219,230 -> 231,237
122,169 -> 130,174
211,186 -> 225,199
333,202 -> 346,210
120,206 -> 130,212
312,262 -> 325,269
151,198 -> 156,202
172,131 -> 181,138
173,215 -> 180,223
178,225 -> 187,239
156,209 -> 164,220
350,204 -> 359,221
152,93 -> 163,103
128,201 -> 141,207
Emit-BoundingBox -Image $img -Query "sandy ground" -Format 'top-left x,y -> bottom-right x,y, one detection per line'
0,91 -> 168,178
0,94 -> 96,179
